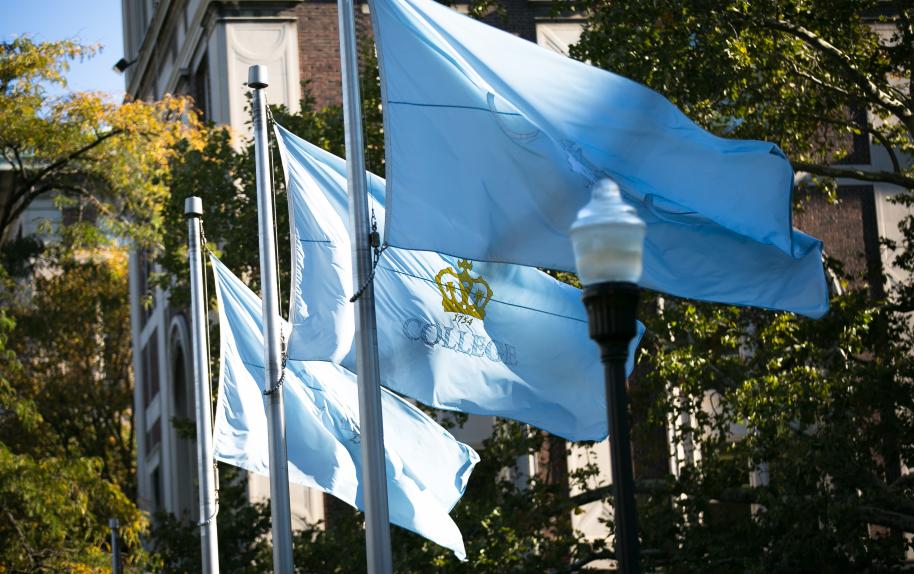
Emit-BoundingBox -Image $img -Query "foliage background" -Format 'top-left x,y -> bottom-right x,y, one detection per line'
3,2 -> 914,571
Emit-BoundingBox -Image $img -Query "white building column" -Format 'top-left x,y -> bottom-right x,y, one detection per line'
206,17 -> 302,137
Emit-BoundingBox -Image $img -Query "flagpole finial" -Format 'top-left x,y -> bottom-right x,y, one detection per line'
248,65 -> 269,89
184,196 -> 203,218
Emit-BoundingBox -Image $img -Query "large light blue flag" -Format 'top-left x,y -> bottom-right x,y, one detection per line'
210,255 -> 478,559
368,0 -> 829,318
276,124 -> 643,442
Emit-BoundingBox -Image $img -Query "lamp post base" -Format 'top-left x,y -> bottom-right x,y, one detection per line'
582,282 -> 641,574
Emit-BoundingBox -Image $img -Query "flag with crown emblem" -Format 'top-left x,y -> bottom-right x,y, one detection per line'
367,0 -> 829,318
210,254 -> 478,559
276,124 -> 643,442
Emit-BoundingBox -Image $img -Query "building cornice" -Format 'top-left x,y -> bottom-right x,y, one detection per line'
127,0 -> 301,100
126,0 -> 175,98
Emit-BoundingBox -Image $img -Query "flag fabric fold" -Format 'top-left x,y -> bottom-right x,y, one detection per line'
210,255 -> 478,559
368,0 -> 829,318
276,124 -> 643,442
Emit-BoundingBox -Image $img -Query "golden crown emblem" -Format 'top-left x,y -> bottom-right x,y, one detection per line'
434,259 -> 493,320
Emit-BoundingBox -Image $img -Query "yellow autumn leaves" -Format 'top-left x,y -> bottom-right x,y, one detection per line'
1,37 -> 207,248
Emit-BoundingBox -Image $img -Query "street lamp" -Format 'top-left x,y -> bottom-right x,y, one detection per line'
112,58 -> 136,74
570,178 -> 645,574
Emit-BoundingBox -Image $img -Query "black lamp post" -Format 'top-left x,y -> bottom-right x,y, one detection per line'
570,179 -> 645,574
109,518 -> 122,574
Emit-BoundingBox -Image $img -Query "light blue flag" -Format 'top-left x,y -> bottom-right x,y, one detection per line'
276,124 -> 643,442
209,255 -> 479,559
368,0 -> 829,318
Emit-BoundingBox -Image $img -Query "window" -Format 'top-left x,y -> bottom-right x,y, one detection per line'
142,335 -> 160,408
150,465 -> 163,510
192,56 -> 209,120
170,333 -> 199,516
146,417 -> 161,456
535,22 -> 583,57
137,249 -> 154,325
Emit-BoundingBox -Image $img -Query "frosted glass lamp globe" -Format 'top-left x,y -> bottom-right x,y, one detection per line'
570,179 -> 646,286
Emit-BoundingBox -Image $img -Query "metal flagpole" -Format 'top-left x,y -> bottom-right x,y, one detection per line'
247,65 -> 296,574
336,1 -> 394,572
185,197 -> 220,574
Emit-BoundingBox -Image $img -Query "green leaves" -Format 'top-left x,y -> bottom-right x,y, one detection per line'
571,0 -> 914,195
0,245 -> 147,572
0,444 -> 149,572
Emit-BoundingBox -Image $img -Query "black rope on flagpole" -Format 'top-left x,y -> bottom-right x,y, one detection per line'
263,329 -> 287,396
197,490 -> 220,527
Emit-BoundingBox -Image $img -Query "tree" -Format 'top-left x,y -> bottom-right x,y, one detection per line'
2,242 -> 136,490
565,1 -> 914,571
291,418 -> 616,574
148,464 -> 273,573
0,38 -> 207,571
609,291 -> 914,572
569,0 -> 913,199
0,443 -> 148,572
0,37 -> 203,246
0,267 -> 150,572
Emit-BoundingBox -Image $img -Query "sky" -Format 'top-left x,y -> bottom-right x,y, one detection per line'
1,0 -> 126,98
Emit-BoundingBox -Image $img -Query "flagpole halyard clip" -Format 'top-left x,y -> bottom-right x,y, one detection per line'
263,331 -> 288,396
350,208 -> 388,303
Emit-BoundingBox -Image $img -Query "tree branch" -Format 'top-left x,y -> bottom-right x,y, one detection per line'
856,505 -> 914,533
24,129 -> 123,190
860,126 -> 902,175
784,63 -> 853,99
11,145 -> 26,176
0,147 -> 33,241
564,482 -> 914,533
890,473 -> 914,492
808,114 -> 903,174
0,131 -> 124,243
564,479 -> 672,511
4,509 -> 39,571
761,18 -> 912,127
1,183 -> 59,239
561,550 -> 614,573
792,161 -> 914,190
567,484 -> 613,509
